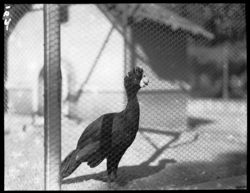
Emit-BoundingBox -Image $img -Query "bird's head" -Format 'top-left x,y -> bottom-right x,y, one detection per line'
124,66 -> 149,95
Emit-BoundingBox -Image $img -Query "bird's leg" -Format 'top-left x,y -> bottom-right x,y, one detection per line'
107,158 -> 119,189
109,171 -> 117,181
107,153 -> 123,187
112,153 -> 124,180
107,174 -> 112,189
106,171 -> 114,189
107,167 -> 116,181
112,166 -> 118,180
107,170 -> 118,189
107,160 -> 114,188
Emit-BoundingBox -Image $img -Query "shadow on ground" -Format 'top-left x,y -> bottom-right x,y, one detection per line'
62,158 -> 177,186
62,116 -> 246,189
140,151 -> 247,189
187,116 -> 214,130
62,151 -> 246,189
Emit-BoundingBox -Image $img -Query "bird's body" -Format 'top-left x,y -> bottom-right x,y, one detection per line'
61,66 -> 149,182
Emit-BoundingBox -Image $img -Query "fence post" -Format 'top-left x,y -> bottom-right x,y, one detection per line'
123,15 -> 135,74
123,9 -> 135,106
44,4 -> 61,190
4,27 -> 8,112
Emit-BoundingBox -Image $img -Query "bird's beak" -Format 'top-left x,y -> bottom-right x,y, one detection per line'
140,76 -> 149,88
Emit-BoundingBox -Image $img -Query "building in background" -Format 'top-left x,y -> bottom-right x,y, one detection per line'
7,4 -> 213,130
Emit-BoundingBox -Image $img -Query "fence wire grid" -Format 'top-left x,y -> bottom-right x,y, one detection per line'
4,4 -> 247,190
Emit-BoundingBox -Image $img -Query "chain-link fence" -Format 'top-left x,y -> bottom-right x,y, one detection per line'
4,4 -> 246,190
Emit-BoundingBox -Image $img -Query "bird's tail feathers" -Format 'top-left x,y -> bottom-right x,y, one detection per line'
61,149 -> 81,179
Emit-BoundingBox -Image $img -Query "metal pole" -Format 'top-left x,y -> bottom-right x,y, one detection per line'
4,27 -> 8,112
44,4 -> 61,190
123,14 -> 135,73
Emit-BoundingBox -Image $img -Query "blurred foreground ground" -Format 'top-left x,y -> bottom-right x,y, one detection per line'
4,99 -> 247,190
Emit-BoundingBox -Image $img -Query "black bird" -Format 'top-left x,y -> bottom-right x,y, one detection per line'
61,66 -> 149,183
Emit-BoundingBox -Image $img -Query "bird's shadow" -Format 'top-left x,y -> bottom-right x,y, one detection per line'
62,158 -> 176,186
187,116 -> 214,131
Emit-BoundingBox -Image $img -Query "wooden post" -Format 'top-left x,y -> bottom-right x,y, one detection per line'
44,4 -> 61,190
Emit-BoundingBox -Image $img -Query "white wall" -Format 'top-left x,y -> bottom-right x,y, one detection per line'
7,4 -> 125,114
6,4 -> 187,132
61,4 -> 124,93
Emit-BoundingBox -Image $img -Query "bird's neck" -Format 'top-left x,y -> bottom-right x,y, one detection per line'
123,90 -> 140,132
126,95 -> 138,107
124,93 -> 140,116
125,86 -> 139,100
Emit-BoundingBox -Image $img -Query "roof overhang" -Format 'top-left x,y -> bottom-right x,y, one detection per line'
99,4 -> 214,40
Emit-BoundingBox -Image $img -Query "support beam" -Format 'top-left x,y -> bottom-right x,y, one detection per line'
44,4 -> 61,190
64,26 -> 114,103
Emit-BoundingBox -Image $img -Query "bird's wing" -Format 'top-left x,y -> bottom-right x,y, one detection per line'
75,113 -> 115,161
75,140 -> 100,161
76,116 -> 103,149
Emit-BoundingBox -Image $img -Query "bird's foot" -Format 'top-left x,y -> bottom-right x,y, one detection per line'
109,171 -> 118,181
107,172 -> 117,189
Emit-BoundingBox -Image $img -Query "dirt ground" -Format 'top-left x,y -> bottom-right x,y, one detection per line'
4,100 -> 247,190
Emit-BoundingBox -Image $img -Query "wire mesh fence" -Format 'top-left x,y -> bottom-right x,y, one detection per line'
4,4 -> 246,190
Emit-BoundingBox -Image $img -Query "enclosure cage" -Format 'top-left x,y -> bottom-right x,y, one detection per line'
4,4 -> 246,190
